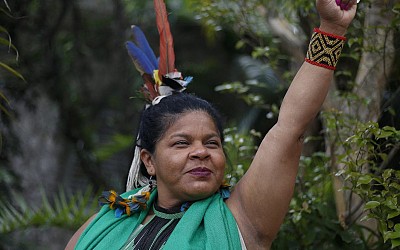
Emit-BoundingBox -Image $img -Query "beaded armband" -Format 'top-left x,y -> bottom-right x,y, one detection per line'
305,28 -> 346,70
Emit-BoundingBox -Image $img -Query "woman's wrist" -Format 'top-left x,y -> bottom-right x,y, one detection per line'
319,21 -> 348,36
305,27 -> 346,70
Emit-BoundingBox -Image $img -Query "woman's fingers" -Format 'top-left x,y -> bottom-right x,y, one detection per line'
335,0 -> 358,10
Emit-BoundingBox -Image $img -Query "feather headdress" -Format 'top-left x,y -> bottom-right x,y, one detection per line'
126,0 -> 192,191
125,0 -> 192,105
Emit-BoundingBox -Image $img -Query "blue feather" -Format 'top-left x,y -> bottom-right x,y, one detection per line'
183,76 -> 193,86
115,208 -> 124,218
131,25 -> 158,69
128,202 -> 141,212
220,188 -> 230,199
126,41 -> 156,75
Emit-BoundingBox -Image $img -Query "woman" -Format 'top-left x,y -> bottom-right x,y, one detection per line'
66,0 -> 358,249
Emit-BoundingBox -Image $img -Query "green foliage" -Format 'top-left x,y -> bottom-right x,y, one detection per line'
121,0 -> 154,25
0,2 -> 24,119
273,153 -> 371,249
223,127 -> 260,185
0,187 -> 99,234
187,0 -> 286,70
187,0 -> 271,41
215,81 -> 267,107
224,117 -> 397,249
0,3 -> 25,82
94,133 -> 133,162
334,120 -> 400,249
0,1 -> 25,221
221,121 -> 391,248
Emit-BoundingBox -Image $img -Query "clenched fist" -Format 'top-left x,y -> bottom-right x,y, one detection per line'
316,0 -> 358,36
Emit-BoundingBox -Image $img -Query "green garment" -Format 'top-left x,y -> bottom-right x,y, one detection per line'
75,189 -> 241,250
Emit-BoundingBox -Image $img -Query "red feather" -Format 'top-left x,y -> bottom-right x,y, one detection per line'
142,74 -> 158,100
154,0 -> 175,77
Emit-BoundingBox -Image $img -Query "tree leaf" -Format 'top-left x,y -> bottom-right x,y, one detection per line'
385,231 -> 400,240
364,201 -> 380,209
376,130 -> 395,139
383,169 -> 394,181
357,175 -> 372,186
391,239 -> 400,249
389,183 -> 400,190
388,211 -> 400,220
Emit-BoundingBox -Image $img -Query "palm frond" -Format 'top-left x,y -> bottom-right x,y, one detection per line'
2,0 -> 11,12
0,10 -> 25,118
0,34 -> 19,61
0,187 -> 99,234
0,62 -> 25,81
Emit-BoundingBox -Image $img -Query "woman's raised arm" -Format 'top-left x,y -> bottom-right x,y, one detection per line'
226,0 -> 358,248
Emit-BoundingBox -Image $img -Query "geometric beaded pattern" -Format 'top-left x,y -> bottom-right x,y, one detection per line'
305,29 -> 346,70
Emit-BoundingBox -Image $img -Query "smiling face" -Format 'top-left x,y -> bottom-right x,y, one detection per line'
140,111 -> 226,208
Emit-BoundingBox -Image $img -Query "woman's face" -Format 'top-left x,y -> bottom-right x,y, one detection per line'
141,111 -> 226,207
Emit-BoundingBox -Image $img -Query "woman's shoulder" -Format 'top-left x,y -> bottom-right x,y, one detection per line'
65,213 -> 98,250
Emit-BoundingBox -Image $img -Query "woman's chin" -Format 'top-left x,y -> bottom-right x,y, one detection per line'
184,183 -> 220,201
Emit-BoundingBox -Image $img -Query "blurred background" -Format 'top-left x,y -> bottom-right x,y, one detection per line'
1,0 -> 399,249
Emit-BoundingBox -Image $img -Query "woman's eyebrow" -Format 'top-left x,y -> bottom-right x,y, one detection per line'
169,133 -> 190,138
169,132 -> 220,139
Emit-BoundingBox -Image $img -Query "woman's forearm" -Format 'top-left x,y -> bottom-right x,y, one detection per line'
277,23 -> 349,136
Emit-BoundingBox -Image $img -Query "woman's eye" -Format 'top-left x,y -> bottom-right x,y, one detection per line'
206,140 -> 220,147
174,140 -> 189,146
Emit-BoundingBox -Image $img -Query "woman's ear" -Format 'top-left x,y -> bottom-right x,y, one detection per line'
140,149 -> 156,176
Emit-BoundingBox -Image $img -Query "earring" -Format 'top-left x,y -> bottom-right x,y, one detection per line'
149,175 -> 154,188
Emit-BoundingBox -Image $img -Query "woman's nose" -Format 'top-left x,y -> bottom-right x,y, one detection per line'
189,144 -> 210,160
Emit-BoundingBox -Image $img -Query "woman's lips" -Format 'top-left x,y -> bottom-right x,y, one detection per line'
188,167 -> 212,177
